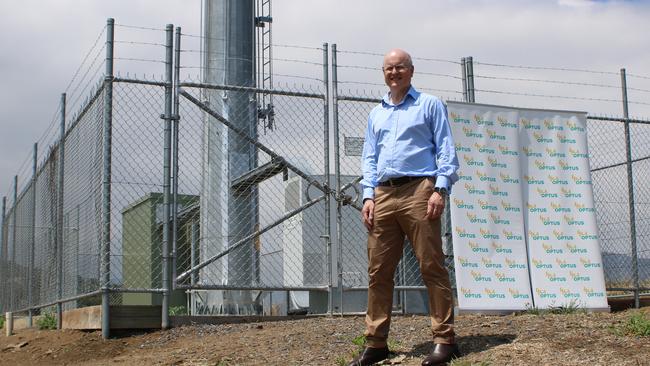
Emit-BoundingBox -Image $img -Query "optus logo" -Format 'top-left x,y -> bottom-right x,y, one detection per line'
478,199 -> 498,211
462,126 -> 483,138
545,271 -> 567,282
553,230 -> 574,240
481,257 -> 503,269
569,147 -> 589,158
455,143 -> 471,152
571,174 -> 592,185
559,287 -> 580,298
536,187 -> 558,198
521,118 -> 541,130
498,116 -> 517,128
509,288 -> 530,299
490,213 -> 510,225
523,174 -> 544,184
474,114 -> 494,126
555,258 -> 577,269
463,154 -> 484,167
545,147 -> 566,158
465,183 -> 486,195
499,172 -> 519,184
532,258 -> 553,269
489,184 -> 508,197
557,132 -> 577,144
534,159 -> 556,171
494,271 -> 515,283
550,202 -> 571,213
476,170 -> 496,182
451,112 -> 470,124
458,256 -> 479,268
466,212 -> 487,224
486,128 -> 506,141
468,240 -> 489,253
480,228 -> 500,240
563,214 -> 585,226
533,131 -> 553,143
470,270 -> 492,282
501,200 -> 521,212
536,287 -> 557,299
558,159 -> 579,171
580,257 -> 601,269
566,120 -> 585,132
474,143 -> 495,154
566,242 -> 588,254
561,187 -> 582,198
484,288 -> 506,299
542,243 -> 563,254
461,287 -> 482,299
505,258 -> 526,269
543,119 -> 564,131
488,156 -> 507,168
539,215 -> 560,226
574,202 -> 595,213
498,144 -> 518,156
522,146 -> 542,157
569,271 -> 591,281
547,174 -> 568,185
492,241 -> 513,254
502,229 -> 522,241
529,230 -> 550,241
453,198 -> 475,209
456,227 -> 476,238
583,287 -> 605,298
576,230 -> 598,240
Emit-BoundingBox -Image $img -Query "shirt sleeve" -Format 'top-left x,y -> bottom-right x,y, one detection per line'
361,112 -> 378,200
432,99 -> 459,192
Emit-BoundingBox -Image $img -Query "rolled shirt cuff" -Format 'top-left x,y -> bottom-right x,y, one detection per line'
362,186 -> 375,201
435,175 -> 450,191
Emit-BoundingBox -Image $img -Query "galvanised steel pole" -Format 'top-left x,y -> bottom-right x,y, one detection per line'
10,176 -> 17,312
466,56 -> 475,103
621,68 -> 640,308
1,196 -> 6,312
28,143 -> 37,327
56,93 -> 66,329
331,44 -> 344,316
171,27 -> 181,291
461,57 -> 467,102
101,18 -> 115,339
161,23 -> 174,330
322,43 -> 333,316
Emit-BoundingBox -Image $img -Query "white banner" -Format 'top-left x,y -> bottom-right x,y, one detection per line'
447,101 -> 608,311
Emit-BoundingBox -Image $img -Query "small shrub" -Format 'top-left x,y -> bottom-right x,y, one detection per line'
37,313 -> 57,330
335,355 -> 347,366
523,300 -> 584,316
169,306 -> 187,316
621,312 -> 650,337
0,314 -> 4,329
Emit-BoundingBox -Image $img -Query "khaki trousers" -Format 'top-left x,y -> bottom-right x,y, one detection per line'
365,177 -> 455,348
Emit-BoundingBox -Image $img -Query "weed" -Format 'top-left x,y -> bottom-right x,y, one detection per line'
523,299 -> 584,316
0,314 -> 4,329
334,355 -> 348,366
169,306 -> 187,316
620,311 -> 650,337
450,360 -> 491,366
37,312 -> 57,330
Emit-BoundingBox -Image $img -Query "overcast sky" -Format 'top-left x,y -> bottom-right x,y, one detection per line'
1,0 -> 649,202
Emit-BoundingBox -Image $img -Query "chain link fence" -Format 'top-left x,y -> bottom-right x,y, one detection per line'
1,20 -> 650,336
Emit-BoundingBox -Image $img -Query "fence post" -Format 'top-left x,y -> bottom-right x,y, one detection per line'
10,176 -> 17,312
161,23 -> 174,330
620,68 -> 640,308
331,43 -> 344,316
56,93 -> 66,329
1,196 -> 6,313
28,143 -> 37,327
171,26 -> 181,293
322,42 -> 333,316
466,56 -> 475,103
461,57 -> 467,102
101,18 -> 115,340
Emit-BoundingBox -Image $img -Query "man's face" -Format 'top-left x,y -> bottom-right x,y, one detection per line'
382,52 -> 413,91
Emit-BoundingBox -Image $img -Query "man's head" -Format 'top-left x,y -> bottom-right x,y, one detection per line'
382,48 -> 414,93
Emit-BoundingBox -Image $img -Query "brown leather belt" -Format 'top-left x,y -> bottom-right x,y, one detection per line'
377,176 -> 425,187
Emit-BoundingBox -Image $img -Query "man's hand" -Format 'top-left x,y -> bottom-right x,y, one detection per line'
362,199 -> 375,231
425,192 -> 445,220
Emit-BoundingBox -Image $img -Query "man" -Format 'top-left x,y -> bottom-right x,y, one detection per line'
348,49 -> 460,366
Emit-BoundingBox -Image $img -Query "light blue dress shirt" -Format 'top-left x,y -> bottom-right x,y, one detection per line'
361,86 -> 459,201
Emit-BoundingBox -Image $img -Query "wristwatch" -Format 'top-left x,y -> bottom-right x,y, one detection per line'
434,187 -> 448,197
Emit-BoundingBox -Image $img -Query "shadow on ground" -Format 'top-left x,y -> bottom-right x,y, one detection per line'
405,334 -> 517,358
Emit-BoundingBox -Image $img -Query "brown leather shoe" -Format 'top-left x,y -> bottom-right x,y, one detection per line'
421,343 -> 460,366
347,346 -> 389,366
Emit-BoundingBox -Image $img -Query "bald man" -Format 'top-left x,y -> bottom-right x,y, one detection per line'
349,49 -> 460,366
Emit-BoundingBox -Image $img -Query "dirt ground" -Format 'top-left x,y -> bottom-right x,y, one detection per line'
1,307 -> 649,366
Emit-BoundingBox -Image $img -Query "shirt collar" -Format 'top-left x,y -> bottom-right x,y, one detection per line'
382,85 -> 420,107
